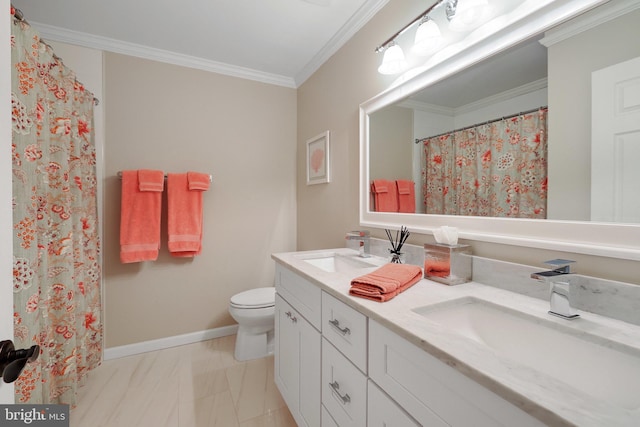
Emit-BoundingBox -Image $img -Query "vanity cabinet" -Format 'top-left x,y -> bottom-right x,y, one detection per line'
275,265 -> 321,427
274,261 -> 546,427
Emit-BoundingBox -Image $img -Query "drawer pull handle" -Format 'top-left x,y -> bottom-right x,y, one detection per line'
329,381 -> 351,404
285,311 -> 297,323
328,319 -> 350,335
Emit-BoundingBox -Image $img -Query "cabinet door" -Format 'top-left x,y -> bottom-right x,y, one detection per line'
299,307 -> 321,427
368,380 -> 423,427
275,294 -> 321,427
275,294 -> 299,411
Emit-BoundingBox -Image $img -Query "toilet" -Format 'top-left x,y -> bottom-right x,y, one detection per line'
228,287 -> 276,361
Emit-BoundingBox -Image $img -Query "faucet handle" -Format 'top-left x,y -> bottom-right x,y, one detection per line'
542,259 -> 575,273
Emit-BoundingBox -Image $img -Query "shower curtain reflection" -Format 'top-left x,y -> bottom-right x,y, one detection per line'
11,10 -> 102,405
421,108 -> 548,218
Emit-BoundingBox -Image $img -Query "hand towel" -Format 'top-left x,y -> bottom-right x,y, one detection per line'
187,171 -> 210,191
424,259 -> 450,278
371,179 -> 398,212
120,169 -> 164,263
167,173 -> 207,257
138,169 -> 165,192
396,180 -> 416,213
349,263 -> 422,302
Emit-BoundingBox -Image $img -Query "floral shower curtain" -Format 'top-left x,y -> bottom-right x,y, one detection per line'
11,10 -> 102,405
421,108 -> 548,218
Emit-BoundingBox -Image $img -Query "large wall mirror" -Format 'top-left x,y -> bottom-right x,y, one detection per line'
360,0 -> 640,260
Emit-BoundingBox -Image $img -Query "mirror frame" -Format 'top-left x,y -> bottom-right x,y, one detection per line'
360,0 -> 640,261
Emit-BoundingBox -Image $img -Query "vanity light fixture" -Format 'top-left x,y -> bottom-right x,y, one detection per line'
375,0 -> 446,75
446,0 -> 492,32
412,16 -> 443,56
377,41 -> 408,75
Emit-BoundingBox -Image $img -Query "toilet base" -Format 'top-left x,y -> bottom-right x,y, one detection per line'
234,327 -> 274,361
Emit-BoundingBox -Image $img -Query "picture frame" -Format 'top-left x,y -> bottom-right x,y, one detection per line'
306,131 -> 330,185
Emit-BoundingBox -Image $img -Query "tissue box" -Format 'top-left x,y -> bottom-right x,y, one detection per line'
424,243 -> 472,285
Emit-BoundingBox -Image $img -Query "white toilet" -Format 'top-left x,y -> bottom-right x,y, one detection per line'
228,287 -> 276,361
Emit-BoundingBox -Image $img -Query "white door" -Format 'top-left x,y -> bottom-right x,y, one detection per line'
592,55 -> 640,223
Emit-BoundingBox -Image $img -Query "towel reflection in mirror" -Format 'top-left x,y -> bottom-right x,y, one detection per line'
420,108 -> 548,218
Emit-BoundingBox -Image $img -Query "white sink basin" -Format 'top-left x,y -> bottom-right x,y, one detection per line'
298,252 -> 380,273
413,297 -> 640,410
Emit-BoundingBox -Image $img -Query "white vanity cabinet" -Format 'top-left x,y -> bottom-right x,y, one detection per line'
274,260 -> 547,427
275,265 -> 322,427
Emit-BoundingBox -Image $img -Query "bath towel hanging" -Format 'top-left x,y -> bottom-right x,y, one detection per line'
120,170 -> 164,263
167,172 -> 209,257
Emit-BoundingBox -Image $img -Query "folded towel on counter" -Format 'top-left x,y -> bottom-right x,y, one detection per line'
167,173 -> 208,257
396,180 -> 416,213
187,171 -> 210,191
424,259 -> 450,278
349,263 -> 422,302
371,179 -> 398,212
120,169 -> 164,263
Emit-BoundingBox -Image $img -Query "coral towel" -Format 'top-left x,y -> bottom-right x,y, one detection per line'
349,263 -> 422,302
371,179 -> 398,212
120,170 -> 164,263
167,172 -> 208,257
396,180 -> 416,213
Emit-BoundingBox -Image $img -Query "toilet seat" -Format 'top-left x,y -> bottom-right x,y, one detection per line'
230,287 -> 275,309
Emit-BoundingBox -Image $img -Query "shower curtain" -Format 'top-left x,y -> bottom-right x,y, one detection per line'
11,10 -> 102,405
421,108 -> 548,218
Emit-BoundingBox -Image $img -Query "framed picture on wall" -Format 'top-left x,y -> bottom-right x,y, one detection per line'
306,131 -> 330,185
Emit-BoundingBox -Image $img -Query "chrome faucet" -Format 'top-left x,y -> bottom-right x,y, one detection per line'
531,259 -> 579,320
345,231 -> 371,258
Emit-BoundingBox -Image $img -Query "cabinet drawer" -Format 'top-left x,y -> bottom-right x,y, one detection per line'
367,380 -> 423,427
322,338 -> 367,427
322,291 -> 367,372
276,263 -> 322,329
369,320 -> 545,427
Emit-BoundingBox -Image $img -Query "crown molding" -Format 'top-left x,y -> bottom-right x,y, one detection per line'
295,0 -> 390,86
398,99 -> 454,116
32,21 -> 297,88
540,0 -> 640,47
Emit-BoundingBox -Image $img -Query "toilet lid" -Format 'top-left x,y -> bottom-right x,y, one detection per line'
230,287 -> 275,308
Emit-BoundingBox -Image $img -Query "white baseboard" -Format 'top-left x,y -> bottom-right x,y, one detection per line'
103,324 -> 239,360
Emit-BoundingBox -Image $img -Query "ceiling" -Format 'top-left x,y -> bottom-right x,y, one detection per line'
11,0 -> 388,88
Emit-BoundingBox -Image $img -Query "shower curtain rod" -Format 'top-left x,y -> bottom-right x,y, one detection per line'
414,106 -> 548,144
117,171 -> 213,183
12,6 -> 100,106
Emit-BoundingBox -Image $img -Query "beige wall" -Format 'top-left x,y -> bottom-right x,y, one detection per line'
297,1 -> 640,284
547,9 -> 640,220
104,53 -> 297,347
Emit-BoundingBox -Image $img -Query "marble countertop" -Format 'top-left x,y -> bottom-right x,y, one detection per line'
272,248 -> 640,427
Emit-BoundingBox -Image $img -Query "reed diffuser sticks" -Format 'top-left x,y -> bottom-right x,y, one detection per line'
386,226 -> 410,263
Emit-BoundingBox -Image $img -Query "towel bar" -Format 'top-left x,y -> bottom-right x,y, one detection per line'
116,171 -> 212,182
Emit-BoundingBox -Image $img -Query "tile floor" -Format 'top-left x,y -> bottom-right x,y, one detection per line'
70,335 -> 297,427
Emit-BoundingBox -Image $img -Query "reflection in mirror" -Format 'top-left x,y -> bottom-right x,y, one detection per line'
367,4 -> 640,224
